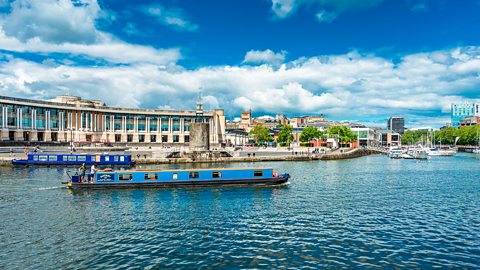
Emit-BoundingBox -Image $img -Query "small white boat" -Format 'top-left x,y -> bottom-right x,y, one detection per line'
426,147 -> 456,156
407,146 -> 429,160
388,147 -> 403,159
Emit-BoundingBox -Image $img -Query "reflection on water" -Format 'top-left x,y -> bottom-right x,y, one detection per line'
1,154 -> 480,269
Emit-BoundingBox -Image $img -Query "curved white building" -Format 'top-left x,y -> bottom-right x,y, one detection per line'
0,95 -> 225,145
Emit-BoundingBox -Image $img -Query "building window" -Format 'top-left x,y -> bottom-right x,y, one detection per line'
184,135 -> 189,143
172,117 -> 180,131
119,174 -> 133,181
173,135 -> 179,142
139,135 -> 145,142
144,173 -> 158,180
189,172 -> 199,179
150,116 -> 158,131
254,170 -> 263,177
151,135 -> 156,142
162,135 -> 168,142
161,116 -> 169,131
127,135 -> 133,142
184,118 -> 191,132
212,172 -> 222,178
115,134 -> 121,142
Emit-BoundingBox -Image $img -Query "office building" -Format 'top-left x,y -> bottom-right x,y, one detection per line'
387,117 -> 405,134
0,95 -> 226,144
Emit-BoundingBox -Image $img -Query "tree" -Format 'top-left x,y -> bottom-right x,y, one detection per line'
328,126 -> 357,144
249,123 -> 273,144
277,125 -> 293,145
299,126 -> 321,142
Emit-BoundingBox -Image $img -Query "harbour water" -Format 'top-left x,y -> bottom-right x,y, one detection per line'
1,154 -> 479,269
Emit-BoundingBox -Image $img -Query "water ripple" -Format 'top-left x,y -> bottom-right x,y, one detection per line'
1,155 -> 480,269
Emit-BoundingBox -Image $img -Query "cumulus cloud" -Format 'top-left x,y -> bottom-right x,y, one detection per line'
316,9 -> 337,23
0,0 -> 181,64
243,49 -> 286,66
142,4 -> 198,32
1,46 -> 480,127
271,0 -> 383,19
1,0 -> 100,44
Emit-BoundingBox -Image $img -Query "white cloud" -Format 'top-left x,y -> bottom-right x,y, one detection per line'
1,0 -> 100,44
316,10 -> 337,23
271,0 -> 383,19
1,46 -> 480,127
0,0 -> 181,64
143,4 -> 198,32
243,49 -> 286,66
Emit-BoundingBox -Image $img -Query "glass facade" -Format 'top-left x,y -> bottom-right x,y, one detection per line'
149,116 -> 157,131
138,115 -> 146,131
161,116 -> 169,131
184,118 -> 191,132
172,117 -> 180,132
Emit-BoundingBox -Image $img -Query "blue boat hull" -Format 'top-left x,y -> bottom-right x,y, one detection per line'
67,174 -> 290,190
12,153 -> 135,166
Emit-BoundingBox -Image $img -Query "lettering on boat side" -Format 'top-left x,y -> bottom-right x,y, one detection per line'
97,174 -> 114,182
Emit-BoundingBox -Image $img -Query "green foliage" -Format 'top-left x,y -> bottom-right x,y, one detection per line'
300,142 -> 314,147
299,126 -> 321,142
327,126 -> 357,143
249,123 -> 273,144
277,125 -> 294,144
401,130 -> 428,145
402,126 -> 480,146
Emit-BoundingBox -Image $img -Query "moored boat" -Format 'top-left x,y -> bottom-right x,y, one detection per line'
65,167 -> 290,189
426,147 -> 457,156
13,153 -> 135,166
388,147 -> 404,159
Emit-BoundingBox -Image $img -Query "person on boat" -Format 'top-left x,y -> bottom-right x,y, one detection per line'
90,164 -> 97,183
79,163 -> 86,183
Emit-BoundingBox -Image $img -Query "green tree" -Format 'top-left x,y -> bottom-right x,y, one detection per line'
401,130 -> 428,145
277,125 -> 293,145
299,126 -> 321,142
328,126 -> 357,144
249,123 -> 273,144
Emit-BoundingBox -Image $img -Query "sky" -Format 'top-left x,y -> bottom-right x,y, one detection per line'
0,0 -> 479,128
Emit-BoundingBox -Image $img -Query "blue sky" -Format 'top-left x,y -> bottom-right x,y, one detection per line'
0,0 -> 479,128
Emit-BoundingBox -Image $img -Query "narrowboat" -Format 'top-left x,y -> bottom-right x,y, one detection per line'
12,153 -> 135,166
66,167 -> 290,189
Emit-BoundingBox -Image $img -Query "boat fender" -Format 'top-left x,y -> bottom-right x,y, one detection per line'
103,168 -> 113,172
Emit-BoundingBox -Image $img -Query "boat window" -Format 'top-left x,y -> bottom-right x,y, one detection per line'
172,173 -> 178,180
105,156 -> 110,161
39,155 -> 48,161
144,173 -> 158,180
33,155 -> 38,161
63,156 -> 68,161
254,170 -> 263,177
189,172 -> 199,179
120,156 -> 125,162
68,156 -> 76,161
95,155 -> 101,162
212,172 -> 222,178
49,156 -> 57,161
119,174 -> 133,181
78,156 -> 86,162
114,156 -> 119,162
